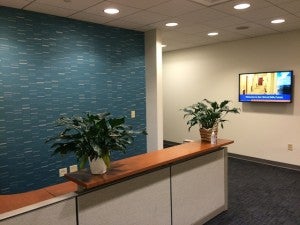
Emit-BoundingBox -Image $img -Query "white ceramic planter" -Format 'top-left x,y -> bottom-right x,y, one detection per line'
88,157 -> 107,174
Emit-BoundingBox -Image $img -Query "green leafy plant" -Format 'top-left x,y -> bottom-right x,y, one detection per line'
46,112 -> 146,169
182,99 -> 240,131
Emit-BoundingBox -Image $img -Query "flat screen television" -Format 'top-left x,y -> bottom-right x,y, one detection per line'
239,70 -> 293,103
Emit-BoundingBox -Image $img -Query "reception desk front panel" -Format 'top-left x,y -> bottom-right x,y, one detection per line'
171,149 -> 227,225
0,197 -> 76,225
77,168 -> 171,225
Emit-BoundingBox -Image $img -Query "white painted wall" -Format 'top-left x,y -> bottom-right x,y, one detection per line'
145,30 -> 164,151
163,30 -> 300,166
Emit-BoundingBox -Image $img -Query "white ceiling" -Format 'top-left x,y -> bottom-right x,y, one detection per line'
1,0 -> 300,51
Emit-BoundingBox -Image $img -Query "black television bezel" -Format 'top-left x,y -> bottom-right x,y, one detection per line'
238,70 -> 294,103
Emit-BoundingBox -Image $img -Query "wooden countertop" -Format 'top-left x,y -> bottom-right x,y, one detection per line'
0,181 -> 77,215
65,139 -> 233,190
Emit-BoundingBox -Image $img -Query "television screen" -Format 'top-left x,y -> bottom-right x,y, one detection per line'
239,71 -> 293,103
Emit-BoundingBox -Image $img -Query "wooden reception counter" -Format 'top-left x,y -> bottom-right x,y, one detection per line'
65,139 -> 233,225
1,139 -> 233,225
65,139 -> 233,190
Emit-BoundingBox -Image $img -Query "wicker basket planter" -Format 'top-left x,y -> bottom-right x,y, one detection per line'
199,124 -> 218,142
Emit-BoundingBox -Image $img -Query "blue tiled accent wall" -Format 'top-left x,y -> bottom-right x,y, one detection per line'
0,7 -> 146,194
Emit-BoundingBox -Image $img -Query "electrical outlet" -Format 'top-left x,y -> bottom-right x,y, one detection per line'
288,144 -> 293,151
131,110 -> 136,118
59,167 -> 68,177
69,164 -> 78,173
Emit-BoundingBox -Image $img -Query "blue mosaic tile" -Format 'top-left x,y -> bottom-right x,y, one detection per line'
0,7 -> 146,194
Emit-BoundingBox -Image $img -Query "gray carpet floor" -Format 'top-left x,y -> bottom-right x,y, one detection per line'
205,157 -> 300,225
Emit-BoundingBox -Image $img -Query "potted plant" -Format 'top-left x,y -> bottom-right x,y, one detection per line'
182,99 -> 240,142
46,112 -> 146,174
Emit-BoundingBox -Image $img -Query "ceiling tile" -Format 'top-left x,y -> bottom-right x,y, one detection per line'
278,0 -> 300,14
206,29 -> 249,41
212,0 -> 272,16
269,21 -> 300,32
256,14 -> 300,32
237,6 -> 291,21
24,2 -> 76,17
255,13 -> 300,27
143,17 -> 190,32
176,8 -> 228,25
105,19 -> 142,30
32,0 -> 104,11
201,15 -> 247,28
175,24 -> 213,34
0,0 -> 33,9
70,12 -> 112,24
223,22 -> 277,37
147,0 -> 205,17
189,0 -> 231,7
266,0 -> 298,4
84,1 -> 141,19
161,30 -> 222,45
120,10 -> 169,26
181,29 -> 250,46
162,30 -> 201,43
110,0 -> 169,10
135,23 -> 157,31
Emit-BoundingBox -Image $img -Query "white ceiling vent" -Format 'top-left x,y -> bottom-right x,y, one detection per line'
190,0 -> 231,6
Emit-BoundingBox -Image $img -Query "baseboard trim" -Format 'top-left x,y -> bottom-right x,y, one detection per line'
228,153 -> 300,171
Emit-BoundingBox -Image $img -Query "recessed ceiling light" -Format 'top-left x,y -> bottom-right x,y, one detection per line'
271,18 -> 285,24
234,3 -> 250,10
104,8 -> 119,15
208,32 -> 219,36
165,22 -> 178,27
161,44 -> 167,48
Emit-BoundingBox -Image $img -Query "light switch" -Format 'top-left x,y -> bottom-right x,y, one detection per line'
131,110 -> 136,118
